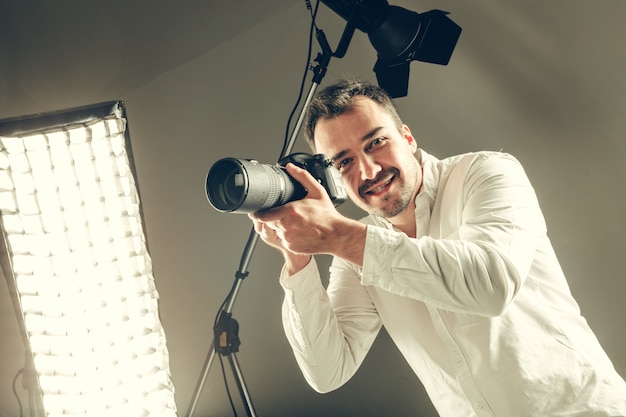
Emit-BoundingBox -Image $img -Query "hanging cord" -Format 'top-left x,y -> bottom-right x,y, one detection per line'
215,279 -> 240,417
12,368 -> 24,417
280,0 -> 321,158
218,353 -> 239,417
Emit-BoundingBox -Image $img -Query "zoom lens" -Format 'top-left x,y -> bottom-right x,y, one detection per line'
206,158 -> 306,213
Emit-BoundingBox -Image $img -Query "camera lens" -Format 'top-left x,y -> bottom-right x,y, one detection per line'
206,158 -> 247,212
220,166 -> 246,208
206,158 -> 306,213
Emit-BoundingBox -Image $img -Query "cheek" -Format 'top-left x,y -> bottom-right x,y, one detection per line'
343,175 -> 362,200
347,177 -> 361,200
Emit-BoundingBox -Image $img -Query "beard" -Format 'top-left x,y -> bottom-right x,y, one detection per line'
358,160 -> 419,219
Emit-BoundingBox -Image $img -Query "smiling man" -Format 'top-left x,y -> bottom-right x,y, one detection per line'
249,79 -> 626,416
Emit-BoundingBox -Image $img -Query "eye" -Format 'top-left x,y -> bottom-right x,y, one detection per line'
366,136 -> 387,152
336,157 -> 353,172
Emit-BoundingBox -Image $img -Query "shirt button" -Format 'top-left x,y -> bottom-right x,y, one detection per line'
475,402 -> 484,410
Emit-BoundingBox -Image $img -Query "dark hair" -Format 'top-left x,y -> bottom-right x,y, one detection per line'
303,79 -> 404,149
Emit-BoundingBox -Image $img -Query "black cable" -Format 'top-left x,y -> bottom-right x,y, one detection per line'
214,279 -> 238,417
280,0 -> 321,158
12,368 -> 24,417
219,354 -> 238,417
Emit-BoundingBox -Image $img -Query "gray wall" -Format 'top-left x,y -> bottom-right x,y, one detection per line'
1,2 -> 625,417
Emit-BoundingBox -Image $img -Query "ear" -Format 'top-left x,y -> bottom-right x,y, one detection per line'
402,124 -> 418,153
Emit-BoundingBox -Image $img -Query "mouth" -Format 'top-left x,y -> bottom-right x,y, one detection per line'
360,174 -> 395,198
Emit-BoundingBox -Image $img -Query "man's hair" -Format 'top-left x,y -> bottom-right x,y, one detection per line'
303,79 -> 404,150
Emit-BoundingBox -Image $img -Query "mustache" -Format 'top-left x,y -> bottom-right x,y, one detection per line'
358,167 -> 400,196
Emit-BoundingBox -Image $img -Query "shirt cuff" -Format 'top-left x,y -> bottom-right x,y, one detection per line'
361,225 -> 400,289
280,257 -> 322,294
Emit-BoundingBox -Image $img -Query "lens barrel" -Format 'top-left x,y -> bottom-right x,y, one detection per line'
206,158 -> 306,213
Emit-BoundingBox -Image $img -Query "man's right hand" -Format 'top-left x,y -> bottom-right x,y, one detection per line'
249,215 -> 312,275
249,163 -> 366,274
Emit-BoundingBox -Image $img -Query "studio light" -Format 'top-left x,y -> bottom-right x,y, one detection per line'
0,102 -> 177,417
321,0 -> 462,97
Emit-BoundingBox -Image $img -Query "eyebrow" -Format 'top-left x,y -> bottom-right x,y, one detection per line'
329,126 -> 384,164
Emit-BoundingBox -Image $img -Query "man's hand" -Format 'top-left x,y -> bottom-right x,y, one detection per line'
249,163 -> 366,274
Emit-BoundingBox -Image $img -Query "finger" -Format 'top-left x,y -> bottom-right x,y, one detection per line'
285,163 -> 326,197
249,207 -> 283,222
253,220 -> 279,242
249,217 -> 264,234
250,217 -> 278,236
260,222 -> 276,236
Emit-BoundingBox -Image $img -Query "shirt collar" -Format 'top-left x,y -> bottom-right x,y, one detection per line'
368,148 -> 441,231
415,148 -> 440,214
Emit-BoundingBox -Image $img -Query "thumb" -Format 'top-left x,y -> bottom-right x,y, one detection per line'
285,163 -> 326,198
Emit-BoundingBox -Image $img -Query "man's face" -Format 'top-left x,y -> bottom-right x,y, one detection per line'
314,96 -> 422,220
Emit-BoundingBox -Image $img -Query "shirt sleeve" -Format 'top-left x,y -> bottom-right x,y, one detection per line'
361,152 -> 544,316
280,256 -> 382,393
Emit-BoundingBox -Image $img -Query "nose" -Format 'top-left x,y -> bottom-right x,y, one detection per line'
359,155 -> 382,181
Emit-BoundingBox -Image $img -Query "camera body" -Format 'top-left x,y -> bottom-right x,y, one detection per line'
278,152 -> 347,205
206,152 -> 348,213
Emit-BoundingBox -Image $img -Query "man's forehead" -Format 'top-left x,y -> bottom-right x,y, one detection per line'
313,98 -> 390,146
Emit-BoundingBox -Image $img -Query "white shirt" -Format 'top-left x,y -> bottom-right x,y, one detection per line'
280,150 -> 626,417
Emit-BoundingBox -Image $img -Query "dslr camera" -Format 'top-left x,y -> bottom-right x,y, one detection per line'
206,153 -> 348,213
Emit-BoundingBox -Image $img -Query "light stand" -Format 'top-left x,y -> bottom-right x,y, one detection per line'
184,22 -> 337,417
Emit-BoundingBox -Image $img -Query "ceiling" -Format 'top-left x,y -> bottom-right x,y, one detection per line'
1,1 -> 625,417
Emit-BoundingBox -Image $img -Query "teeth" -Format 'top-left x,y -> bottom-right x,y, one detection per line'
371,184 -> 387,193
368,178 -> 392,194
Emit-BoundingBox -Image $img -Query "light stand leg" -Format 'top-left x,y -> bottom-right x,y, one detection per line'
227,352 -> 257,417
185,338 -> 217,417
185,231 -> 258,417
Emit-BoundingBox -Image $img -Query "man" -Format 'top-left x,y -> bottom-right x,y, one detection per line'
249,79 -> 626,416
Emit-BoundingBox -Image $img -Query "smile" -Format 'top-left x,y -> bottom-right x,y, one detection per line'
362,175 -> 395,197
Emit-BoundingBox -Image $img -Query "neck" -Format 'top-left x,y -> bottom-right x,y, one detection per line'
388,168 -> 423,238
388,208 -> 417,238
